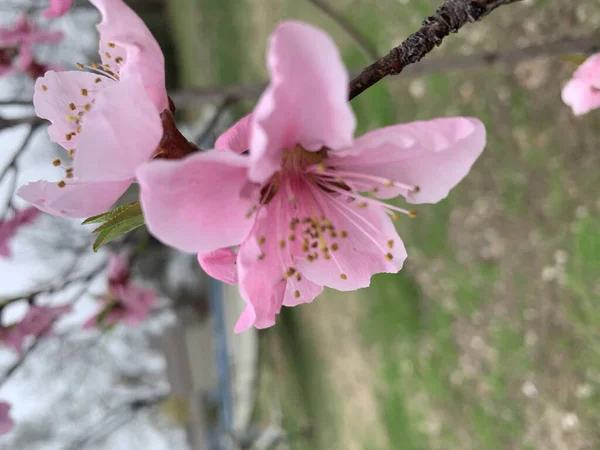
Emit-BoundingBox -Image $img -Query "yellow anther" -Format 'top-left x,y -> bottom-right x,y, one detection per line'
316,163 -> 326,172
408,210 -> 418,218
65,133 -> 72,141
413,186 -> 421,193
68,103 -> 76,111
385,180 -> 394,187
340,231 -> 348,238
289,234 -> 296,242
357,202 -> 368,209
294,290 -> 301,298
66,173 -> 74,179
105,52 -> 111,59
340,273 -> 347,280
57,181 -> 66,188
41,85 -> 48,91
279,240 -> 286,249
84,103 -> 91,111
52,159 -> 61,166
80,88 -> 88,96
391,214 -> 399,221
331,243 -> 339,251
258,236 -> 265,245
387,240 -> 394,249
66,114 -> 77,122
296,273 -> 302,281
76,62 -> 84,69
107,42 -> 116,48
115,56 -> 123,64
95,77 -> 102,84
385,253 -> 393,261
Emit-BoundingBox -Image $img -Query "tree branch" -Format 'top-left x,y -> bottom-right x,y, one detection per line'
348,0 -> 524,100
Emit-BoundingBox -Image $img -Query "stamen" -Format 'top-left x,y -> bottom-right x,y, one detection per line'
385,253 -> 393,261
41,85 -> 48,91
68,103 -> 76,111
107,42 -> 116,48
80,88 -> 88,96
294,290 -> 301,298
76,62 -> 84,69
387,240 -> 394,249
57,181 -> 66,188
258,236 -> 266,245
340,273 -> 347,280
52,159 -> 61,166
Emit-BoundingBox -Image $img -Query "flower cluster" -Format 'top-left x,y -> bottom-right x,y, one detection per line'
18,0 -> 487,331
0,207 -> 40,258
84,253 -> 156,329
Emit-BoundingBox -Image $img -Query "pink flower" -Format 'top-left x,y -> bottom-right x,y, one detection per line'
136,21 -> 486,331
0,325 -> 26,354
19,304 -> 72,338
43,0 -> 74,18
85,253 -> 156,329
0,15 -> 63,49
0,207 -> 41,258
562,53 -> 600,116
0,402 -> 14,436
18,0 -> 169,218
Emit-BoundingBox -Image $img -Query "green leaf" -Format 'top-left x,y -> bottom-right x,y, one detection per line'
82,201 -> 141,225
92,213 -> 145,252
91,202 -> 143,234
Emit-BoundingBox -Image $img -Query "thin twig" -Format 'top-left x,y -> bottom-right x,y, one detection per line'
0,116 -> 43,129
348,0 -> 524,99
305,0 -> 378,62
0,100 -> 34,107
196,96 -> 237,145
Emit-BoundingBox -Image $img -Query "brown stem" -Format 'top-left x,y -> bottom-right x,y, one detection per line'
348,0 -> 524,100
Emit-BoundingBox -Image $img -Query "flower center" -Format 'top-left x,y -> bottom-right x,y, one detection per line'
281,146 -> 328,174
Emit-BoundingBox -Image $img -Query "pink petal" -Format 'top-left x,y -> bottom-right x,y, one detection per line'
0,401 -> 14,436
561,78 -> 600,116
198,248 -> 238,285
108,253 -> 129,281
0,326 -> 26,354
329,117 -> 486,204
34,70 -> 106,151
236,195 -> 323,331
89,0 -> 167,111
572,53 -> 600,83
17,179 -> 130,218
233,305 -> 257,333
249,21 -> 356,182
215,113 -> 252,154
295,186 -> 407,291
73,75 -> 162,182
136,150 -> 259,253
43,0 -> 74,18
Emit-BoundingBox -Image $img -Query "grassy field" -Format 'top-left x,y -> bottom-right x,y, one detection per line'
164,0 -> 600,448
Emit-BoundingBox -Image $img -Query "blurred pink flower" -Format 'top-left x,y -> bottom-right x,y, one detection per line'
562,53 -> 600,116
43,0 -> 74,18
0,207 -> 41,258
0,15 -> 63,48
0,325 -> 26,354
136,21 -> 486,332
19,304 -> 72,338
85,254 -> 156,329
18,0 -> 168,218
0,402 -> 14,436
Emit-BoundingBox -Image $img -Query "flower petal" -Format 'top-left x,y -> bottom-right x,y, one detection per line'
295,186 -> 407,291
249,21 -> 356,182
198,248 -> 238,285
43,0 -> 74,18
34,70 -> 105,151
90,0 -> 167,111
16,179 -> 130,218
561,78 -> 600,116
73,75 -> 162,182
136,150 -> 258,253
329,117 -> 486,204
215,113 -> 252,154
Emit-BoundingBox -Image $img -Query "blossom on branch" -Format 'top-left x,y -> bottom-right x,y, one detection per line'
84,254 -> 156,329
562,53 -> 600,116
137,21 -> 486,331
0,208 -> 41,258
18,0 -> 178,218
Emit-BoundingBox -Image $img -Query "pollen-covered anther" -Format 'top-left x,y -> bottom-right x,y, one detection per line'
115,56 -> 123,64
340,273 -> 347,280
95,77 -> 102,84
331,243 -> 339,251
387,240 -> 394,249
340,230 -> 348,238
80,88 -> 88,97
107,42 -> 116,48
279,240 -> 286,249
357,202 -> 368,209
68,149 -> 75,159
105,52 -> 111,59
384,179 -> 394,188
408,209 -> 418,218
41,85 -> 48,91
289,234 -> 296,242
284,267 -> 296,278
296,273 -> 302,281
258,236 -> 266,245
294,290 -> 301,298
385,253 -> 393,261
68,103 -> 76,111
412,186 -> 421,194
76,62 -> 84,69
57,181 -> 66,188
52,159 -> 61,167
66,173 -> 74,179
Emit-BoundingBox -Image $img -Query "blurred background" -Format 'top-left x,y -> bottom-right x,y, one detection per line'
0,0 -> 599,449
